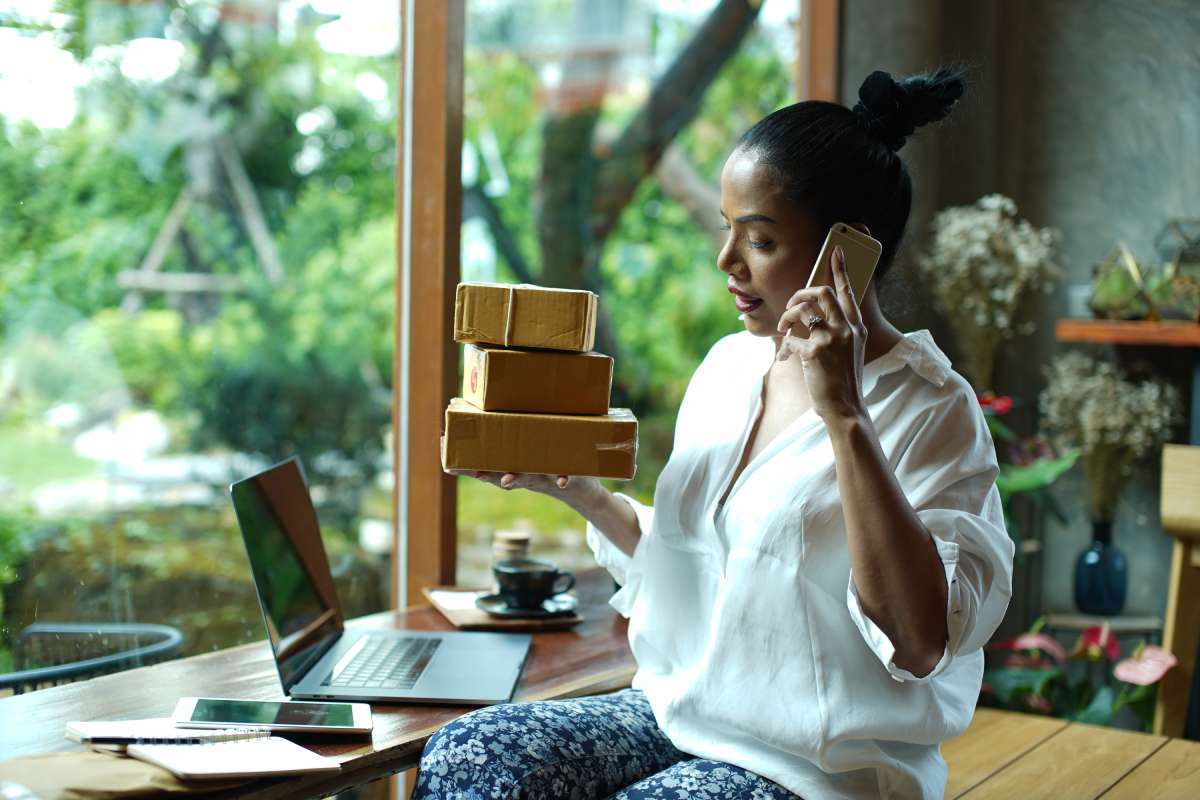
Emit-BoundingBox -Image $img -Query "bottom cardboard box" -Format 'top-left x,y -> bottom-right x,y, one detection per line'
441,398 -> 637,480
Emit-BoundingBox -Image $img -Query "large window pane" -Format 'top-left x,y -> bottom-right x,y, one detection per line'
457,0 -> 795,587
0,1 -> 396,694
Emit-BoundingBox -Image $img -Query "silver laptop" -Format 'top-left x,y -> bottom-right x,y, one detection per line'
230,457 -> 530,704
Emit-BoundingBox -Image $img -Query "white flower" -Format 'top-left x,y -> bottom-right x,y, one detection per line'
918,194 -> 1062,386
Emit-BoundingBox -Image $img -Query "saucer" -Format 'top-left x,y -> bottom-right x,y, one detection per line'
475,592 -> 578,619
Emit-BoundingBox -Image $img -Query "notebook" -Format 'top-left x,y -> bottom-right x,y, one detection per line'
65,718 -> 340,780
127,736 -> 340,780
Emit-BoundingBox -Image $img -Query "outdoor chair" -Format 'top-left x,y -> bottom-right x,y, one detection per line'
0,622 -> 184,695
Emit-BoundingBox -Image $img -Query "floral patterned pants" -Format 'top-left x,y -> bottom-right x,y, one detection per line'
411,688 -> 801,799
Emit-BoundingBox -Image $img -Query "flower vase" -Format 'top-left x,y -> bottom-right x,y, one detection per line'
1074,519 -> 1127,616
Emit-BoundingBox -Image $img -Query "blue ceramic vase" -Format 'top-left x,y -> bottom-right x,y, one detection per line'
1074,519 -> 1127,616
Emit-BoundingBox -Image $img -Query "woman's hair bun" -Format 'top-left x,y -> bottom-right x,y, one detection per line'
852,68 -> 965,152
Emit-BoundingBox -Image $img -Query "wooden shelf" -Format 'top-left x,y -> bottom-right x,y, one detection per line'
1055,318 -> 1200,347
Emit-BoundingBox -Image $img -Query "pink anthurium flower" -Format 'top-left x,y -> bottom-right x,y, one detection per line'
991,632 -> 1068,664
1075,623 -> 1120,662
1114,644 -> 1177,686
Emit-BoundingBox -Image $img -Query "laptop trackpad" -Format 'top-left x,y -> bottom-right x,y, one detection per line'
420,639 -> 526,696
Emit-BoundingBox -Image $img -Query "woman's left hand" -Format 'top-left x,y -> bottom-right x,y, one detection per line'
776,246 -> 869,421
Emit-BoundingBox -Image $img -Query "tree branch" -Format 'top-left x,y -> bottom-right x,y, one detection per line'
537,106 -> 603,288
463,186 -> 537,285
218,136 -> 284,283
590,0 -> 761,242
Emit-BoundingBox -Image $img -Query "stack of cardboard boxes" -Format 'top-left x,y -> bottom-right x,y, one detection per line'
440,283 -> 638,480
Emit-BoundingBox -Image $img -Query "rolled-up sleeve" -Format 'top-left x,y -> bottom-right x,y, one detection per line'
846,387 -> 1015,683
585,492 -> 653,616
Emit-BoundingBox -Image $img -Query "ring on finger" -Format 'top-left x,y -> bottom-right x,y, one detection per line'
805,314 -> 826,329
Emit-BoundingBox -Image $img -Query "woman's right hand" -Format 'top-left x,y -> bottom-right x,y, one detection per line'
444,469 -> 605,513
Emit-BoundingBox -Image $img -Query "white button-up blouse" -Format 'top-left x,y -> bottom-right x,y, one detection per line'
586,329 -> 1014,799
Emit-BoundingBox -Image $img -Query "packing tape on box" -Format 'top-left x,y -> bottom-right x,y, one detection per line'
500,283 -> 544,346
454,284 -> 529,346
501,283 -> 540,347
503,284 -> 515,346
595,438 -> 637,453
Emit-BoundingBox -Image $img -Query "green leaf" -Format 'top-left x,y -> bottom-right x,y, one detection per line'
1126,684 -> 1159,731
984,666 -> 1062,705
1071,685 -> 1116,725
996,450 -> 1080,498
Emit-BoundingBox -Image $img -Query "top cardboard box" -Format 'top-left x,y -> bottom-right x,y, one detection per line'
454,282 -> 598,352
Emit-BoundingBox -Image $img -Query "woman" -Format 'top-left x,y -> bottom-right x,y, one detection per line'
417,69 -> 1014,800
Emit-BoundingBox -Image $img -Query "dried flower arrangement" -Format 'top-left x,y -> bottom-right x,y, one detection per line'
919,194 -> 1062,390
1038,352 -> 1181,522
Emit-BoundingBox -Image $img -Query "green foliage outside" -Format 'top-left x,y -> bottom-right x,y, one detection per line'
0,5 -> 400,671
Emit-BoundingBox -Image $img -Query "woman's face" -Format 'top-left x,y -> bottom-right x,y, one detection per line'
718,147 -> 823,338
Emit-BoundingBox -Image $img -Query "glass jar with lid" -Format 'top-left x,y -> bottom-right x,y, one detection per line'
492,529 -> 532,566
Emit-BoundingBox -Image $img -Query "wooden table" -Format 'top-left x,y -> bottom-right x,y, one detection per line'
943,708 -> 1200,798
0,568 -> 636,799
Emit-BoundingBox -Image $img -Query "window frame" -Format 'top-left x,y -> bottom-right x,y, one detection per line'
394,0 -> 465,609
797,0 -> 840,102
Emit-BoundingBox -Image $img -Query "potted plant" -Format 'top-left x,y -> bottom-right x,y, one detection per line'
919,194 -> 1062,391
1090,241 -> 1200,322
1038,353 -> 1182,615
984,618 -> 1177,731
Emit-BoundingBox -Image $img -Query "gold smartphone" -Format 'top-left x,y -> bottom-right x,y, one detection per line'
805,222 -> 883,303
779,224 -> 883,355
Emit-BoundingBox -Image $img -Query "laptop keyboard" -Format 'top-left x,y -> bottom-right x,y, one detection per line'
327,636 -> 441,690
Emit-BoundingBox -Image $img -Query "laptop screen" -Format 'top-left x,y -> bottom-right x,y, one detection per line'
230,458 -> 344,692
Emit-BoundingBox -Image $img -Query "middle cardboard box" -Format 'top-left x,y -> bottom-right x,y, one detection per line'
462,343 -> 613,416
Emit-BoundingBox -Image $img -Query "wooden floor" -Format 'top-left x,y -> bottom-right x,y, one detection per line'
943,709 -> 1200,798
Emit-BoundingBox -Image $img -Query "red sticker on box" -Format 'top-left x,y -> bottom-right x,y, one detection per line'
470,366 -> 478,393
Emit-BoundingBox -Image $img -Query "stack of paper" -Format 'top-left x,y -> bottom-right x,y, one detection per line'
65,718 -> 340,780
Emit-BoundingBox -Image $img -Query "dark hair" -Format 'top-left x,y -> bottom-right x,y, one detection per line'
736,69 -> 965,282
